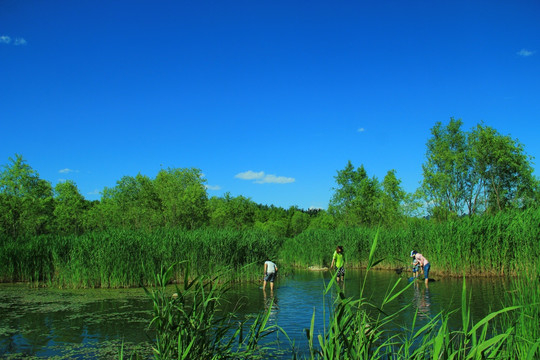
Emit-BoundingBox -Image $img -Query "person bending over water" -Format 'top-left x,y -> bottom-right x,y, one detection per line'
410,250 -> 431,287
263,259 -> 278,291
330,246 -> 345,283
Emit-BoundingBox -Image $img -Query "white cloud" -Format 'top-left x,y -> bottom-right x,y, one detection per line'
357,127 -> 365,132
59,168 -> 78,174
235,170 -> 265,180
517,49 -> 535,57
87,189 -> 100,196
1,36 -> 27,45
236,170 -> 295,184
14,38 -> 27,46
206,185 -> 221,191
255,174 -> 295,184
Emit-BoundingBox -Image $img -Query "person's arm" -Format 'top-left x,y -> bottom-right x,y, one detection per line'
330,257 -> 335,269
264,263 -> 267,275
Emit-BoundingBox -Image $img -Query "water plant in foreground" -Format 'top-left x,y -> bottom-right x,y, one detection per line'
124,232 -> 539,359
134,262 -> 288,359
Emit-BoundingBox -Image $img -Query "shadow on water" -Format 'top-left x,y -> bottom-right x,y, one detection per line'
0,269 -> 510,358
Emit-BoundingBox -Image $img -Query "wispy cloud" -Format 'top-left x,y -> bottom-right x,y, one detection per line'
0,35 -> 27,46
235,170 -> 295,184
87,189 -> 100,196
14,38 -> 27,46
206,184 -> 221,191
517,49 -> 535,57
357,127 -> 365,132
235,170 -> 265,180
59,168 -> 78,174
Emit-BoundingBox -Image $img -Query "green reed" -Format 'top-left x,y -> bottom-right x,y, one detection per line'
0,228 -> 283,288
136,262 -> 283,359
125,232 -> 539,359
280,208 -> 540,277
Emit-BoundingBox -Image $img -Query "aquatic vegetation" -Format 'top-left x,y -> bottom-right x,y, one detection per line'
128,233 -> 539,359
280,207 -> 540,277
141,262 -> 285,359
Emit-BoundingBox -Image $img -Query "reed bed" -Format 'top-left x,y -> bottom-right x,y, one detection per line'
280,208 -> 540,277
1,207 -> 538,287
124,231 -> 539,359
0,228 -> 283,288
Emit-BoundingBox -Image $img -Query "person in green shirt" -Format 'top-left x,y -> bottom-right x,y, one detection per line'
330,245 -> 345,283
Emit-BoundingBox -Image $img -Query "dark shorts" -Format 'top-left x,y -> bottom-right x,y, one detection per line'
423,263 -> 431,279
412,265 -> 420,273
336,266 -> 345,278
264,272 -> 276,282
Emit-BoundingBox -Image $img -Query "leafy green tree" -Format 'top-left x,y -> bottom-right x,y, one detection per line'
0,154 -> 53,237
380,169 -> 407,225
306,209 -> 336,230
154,167 -> 208,229
88,174 -> 163,230
53,180 -> 87,235
329,161 -> 383,226
208,193 -> 256,229
469,123 -> 538,212
422,118 -> 470,219
289,208 -> 310,236
422,119 -> 538,217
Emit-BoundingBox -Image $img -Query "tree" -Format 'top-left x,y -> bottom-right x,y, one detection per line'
469,123 -> 538,212
329,161 -> 383,226
422,119 -> 538,217
0,154 -> 53,237
422,118 -> 470,219
380,169 -> 407,225
208,193 -> 256,230
53,180 -> 87,235
154,167 -> 208,229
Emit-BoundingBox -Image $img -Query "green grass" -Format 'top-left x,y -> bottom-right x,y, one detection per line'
124,231 -> 539,359
280,208 -> 540,277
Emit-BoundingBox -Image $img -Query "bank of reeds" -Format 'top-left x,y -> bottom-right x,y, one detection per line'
280,208 -> 540,277
0,228 -> 283,287
126,231 -> 539,359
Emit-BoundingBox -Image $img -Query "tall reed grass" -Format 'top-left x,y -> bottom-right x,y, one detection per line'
125,231 -> 539,359
280,208 -> 540,277
0,228 -> 283,288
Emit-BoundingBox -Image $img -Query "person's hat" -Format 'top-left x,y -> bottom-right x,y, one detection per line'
410,250 -> 416,257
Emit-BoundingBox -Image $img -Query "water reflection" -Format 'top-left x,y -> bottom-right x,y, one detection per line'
263,288 -> 279,322
0,270 -> 511,358
412,282 -> 432,320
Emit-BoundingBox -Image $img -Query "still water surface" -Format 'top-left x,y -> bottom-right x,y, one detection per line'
0,269 -> 511,359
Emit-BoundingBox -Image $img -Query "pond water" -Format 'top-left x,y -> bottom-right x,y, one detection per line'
0,269 -> 511,359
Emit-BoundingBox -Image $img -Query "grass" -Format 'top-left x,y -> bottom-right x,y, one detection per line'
122,231 -> 539,359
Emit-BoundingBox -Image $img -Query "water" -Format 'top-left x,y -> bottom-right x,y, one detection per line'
0,270 -> 511,359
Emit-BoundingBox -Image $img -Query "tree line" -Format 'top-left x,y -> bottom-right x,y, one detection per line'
1,118 -> 538,240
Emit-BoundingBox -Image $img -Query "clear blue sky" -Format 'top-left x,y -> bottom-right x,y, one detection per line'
2,0 -> 539,210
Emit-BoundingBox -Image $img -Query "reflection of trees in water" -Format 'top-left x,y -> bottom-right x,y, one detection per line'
412,283 -> 431,319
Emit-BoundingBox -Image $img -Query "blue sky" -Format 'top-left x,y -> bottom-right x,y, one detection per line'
1,0 -> 539,210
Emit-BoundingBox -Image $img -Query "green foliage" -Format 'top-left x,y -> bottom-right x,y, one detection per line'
53,180 -> 87,235
142,263 -> 282,359
0,228 -> 283,287
0,154 -> 54,238
281,207 -> 540,276
423,118 -> 538,218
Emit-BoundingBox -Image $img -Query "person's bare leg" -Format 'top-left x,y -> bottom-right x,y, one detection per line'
270,281 -> 274,291
263,280 -> 267,290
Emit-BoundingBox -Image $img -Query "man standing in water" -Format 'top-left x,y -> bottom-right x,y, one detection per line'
411,250 -> 431,287
330,246 -> 345,283
263,259 -> 278,291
